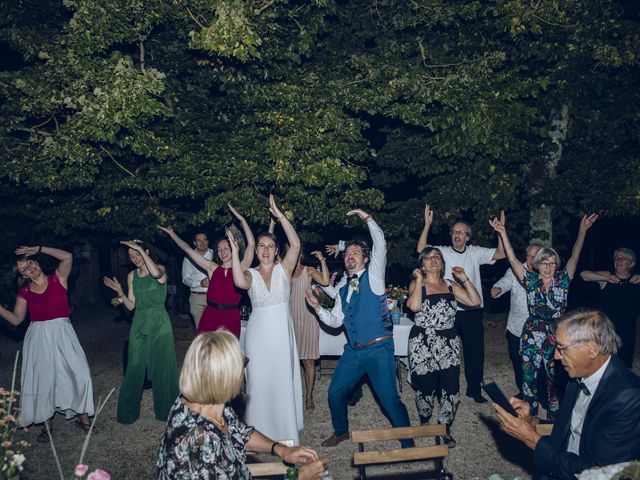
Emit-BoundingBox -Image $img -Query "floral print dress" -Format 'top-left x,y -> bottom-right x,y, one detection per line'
408,282 -> 460,427
520,267 -> 570,417
157,397 -> 255,479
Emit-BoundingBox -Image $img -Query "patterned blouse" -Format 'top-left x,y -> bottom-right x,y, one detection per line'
157,397 -> 255,479
523,267 -> 570,324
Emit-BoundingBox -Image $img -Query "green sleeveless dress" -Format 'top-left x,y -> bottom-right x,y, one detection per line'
117,272 -> 179,424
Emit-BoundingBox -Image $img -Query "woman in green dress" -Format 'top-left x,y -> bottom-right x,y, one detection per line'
103,240 -> 179,424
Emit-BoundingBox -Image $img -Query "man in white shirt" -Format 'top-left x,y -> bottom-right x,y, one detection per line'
491,243 -> 543,398
182,232 -> 213,329
416,205 -> 505,403
307,210 -> 412,448
494,309 -> 640,480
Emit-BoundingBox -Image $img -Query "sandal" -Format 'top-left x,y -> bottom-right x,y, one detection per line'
441,434 -> 456,449
37,427 -> 50,444
75,419 -> 98,434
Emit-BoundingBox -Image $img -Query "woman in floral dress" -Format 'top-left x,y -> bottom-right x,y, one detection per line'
490,213 -> 598,417
406,246 -> 480,448
157,330 -> 327,480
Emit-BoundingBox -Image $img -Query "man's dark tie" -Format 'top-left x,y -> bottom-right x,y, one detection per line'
578,380 -> 590,396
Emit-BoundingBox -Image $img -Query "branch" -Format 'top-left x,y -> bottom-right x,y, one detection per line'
256,0 -> 275,15
100,145 -> 153,199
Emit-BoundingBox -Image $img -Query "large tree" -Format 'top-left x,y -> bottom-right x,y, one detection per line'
1,0 -> 638,265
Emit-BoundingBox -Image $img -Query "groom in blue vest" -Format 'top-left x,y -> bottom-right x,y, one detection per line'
306,209 -> 412,447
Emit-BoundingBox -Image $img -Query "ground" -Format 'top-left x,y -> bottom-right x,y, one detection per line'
0,305 -> 637,479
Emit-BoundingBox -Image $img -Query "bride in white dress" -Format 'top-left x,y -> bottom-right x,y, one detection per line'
227,194 -> 303,444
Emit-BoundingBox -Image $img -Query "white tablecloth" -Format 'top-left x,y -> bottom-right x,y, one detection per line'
319,317 -> 413,357
240,317 -> 413,357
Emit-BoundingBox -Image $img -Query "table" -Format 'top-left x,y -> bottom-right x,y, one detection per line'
318,317 -> 413,356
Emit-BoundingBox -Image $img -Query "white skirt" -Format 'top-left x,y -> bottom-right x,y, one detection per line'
20,317 -> 95,426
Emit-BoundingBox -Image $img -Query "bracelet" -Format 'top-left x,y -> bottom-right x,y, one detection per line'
462,278 -> 469,284
37,245 -> 42,254
270,441 -> 280,456
364,215 -> 372,222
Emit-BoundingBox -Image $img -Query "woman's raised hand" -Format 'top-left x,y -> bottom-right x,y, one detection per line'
451,266 -> 469,282
15,246 -> 38,256
103,276 -> 124,296
489,216 -> 506,235
310,251 -> 325,262
424,204 -> 433,227
156,225 -> 175,236
120,240 -> 143,251
268,194 -> 285,221
412,268 -> 423,280
225,228 -> 240,253
580,213 -> 599,232
228,203 -> 245,222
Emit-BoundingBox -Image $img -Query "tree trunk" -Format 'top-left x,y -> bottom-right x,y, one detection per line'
530,104 -> 569,244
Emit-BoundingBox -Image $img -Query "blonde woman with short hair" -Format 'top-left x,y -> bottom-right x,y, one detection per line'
157,330 -> 328,480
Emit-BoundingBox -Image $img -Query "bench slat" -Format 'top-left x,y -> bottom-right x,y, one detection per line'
351,424 -> 446,443
247,462 -> 288,476
354,445 -> 449,465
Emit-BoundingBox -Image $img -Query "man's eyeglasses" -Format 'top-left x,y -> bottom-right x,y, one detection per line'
451,230 -> 468,236
555,341 -> 585,356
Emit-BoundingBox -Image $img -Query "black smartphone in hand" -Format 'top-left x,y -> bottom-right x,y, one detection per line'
482,380 -> 518,416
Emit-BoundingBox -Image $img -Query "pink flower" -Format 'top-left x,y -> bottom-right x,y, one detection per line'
87,468 -> 110,480
75,464 -> 89,477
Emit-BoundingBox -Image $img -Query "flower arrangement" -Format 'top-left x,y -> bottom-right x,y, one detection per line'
386,285 -> 408,313
1,353 -> 28,480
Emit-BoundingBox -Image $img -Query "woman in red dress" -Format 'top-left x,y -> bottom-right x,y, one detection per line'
158,204 -> 254,338
0,245 -> 94,443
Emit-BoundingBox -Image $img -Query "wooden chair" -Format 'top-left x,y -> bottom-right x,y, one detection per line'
247,461 -> 288,477
351,424 -> 452,480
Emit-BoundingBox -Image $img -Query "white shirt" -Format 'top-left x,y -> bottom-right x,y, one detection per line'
317,218 -> 386,328
435,244 -> 496,309
567,356 -> 611,454
492,263 -> 528,336
181,249 -> 213,293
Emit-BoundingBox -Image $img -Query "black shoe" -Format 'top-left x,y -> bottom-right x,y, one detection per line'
466,393 -> 488,404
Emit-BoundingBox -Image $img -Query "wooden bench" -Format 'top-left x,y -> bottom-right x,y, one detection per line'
247,461 -> 288,477
351,424 -> 452,480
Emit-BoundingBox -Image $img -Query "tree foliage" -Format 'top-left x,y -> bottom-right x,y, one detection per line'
0,0 -> 638,265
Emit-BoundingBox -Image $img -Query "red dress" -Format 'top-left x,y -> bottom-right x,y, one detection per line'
197,266 -> 242,337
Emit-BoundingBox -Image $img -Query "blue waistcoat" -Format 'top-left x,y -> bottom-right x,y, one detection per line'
339,270 -> 392,347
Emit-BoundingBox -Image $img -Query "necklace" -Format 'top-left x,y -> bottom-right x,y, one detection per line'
197,404 -> 226,429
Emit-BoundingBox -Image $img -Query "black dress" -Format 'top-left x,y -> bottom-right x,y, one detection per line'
408,282 -> 460,426
600,281 -> 640,367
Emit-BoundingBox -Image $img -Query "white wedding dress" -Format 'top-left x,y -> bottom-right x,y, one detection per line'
244,263 -> 303,444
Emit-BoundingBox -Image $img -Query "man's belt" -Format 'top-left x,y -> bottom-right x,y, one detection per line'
354,335 -> 393,349
207,300 -> 239,310
190,291 -> 207,295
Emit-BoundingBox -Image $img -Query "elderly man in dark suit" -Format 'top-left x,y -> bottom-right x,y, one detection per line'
493,308 -> 640,480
